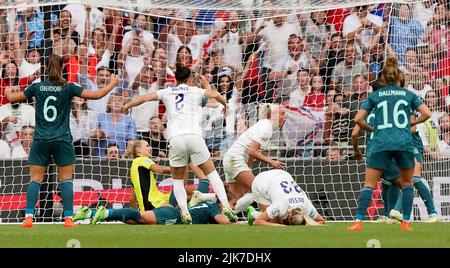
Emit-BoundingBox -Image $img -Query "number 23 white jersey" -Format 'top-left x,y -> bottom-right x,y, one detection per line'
157,84 -> 205,140
252,169 -> 318,220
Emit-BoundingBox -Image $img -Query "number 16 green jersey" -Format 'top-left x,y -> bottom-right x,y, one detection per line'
24,81 -> 83,142
361,85 -> 423,154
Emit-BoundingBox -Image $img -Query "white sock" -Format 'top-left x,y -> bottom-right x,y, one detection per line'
86,210 -> 92,219
173,179 -> 189,214
199,193 -> 218,203
25,214 -> 33,218
65,216 -> 73,219
104,209 -> 109,218
234,193 -> 254,213
251,210 -> 261,219
206,170 -> 230,207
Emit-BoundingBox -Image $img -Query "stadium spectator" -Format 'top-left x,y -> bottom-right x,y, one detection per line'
162,19 -> 210,66
319,33 -> 344,90
297,10 -> 330,60
438,113 -> 450,158
303,75 -> 326,110
143,116 -> 168,159
288,69 -> 311,107
78,66 -> 119,113
106,143 -> 120,161
0,138 -> 10,159
130,65 -> 159,138
269,34 -> 318,104
0,85 -> 35,142
92,93 -> 136,157
342,5 -> 384,49
11,125 -> 34,159
418,90 -> 442,160
218,11 -> 245,71
70,96 -> 96,156
412,0 -> 437,28
389,3 -> 424,66
122,14 -> 155,54
0,62 -> 33,105
326,147 -> 342,161
330,42 -> 370,96
16,7 -> 44,49
118,34 -> 145,83
238,51 -> 260,127
175,45 -> 194,69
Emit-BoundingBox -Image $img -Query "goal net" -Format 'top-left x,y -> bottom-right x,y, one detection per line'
0,0 -> 449,223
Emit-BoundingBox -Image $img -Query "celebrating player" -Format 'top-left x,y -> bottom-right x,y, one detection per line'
223,104 -> 286,215
245,169 -> 325,226
122,66 -> 237,224
6,54 -> 119,228
348,57 -> 431,231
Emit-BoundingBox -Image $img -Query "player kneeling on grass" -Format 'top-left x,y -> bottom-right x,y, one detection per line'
74,200 -> 232,225
246,170 -> 325,226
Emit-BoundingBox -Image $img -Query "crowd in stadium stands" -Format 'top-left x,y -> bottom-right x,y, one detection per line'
1,0 -> 450,161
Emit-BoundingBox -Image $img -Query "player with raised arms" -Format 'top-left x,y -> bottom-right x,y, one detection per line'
6,54 -> 119,228
348,57 -> 431,231
245,169 -> 325,226
122,66 -> 237,224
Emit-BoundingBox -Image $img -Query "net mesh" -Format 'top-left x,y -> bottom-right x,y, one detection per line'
0,0 -> 449,223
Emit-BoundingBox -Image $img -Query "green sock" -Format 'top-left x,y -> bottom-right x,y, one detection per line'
169,192 -> 178,207
25,180 -> 41,216
197,179 -> 210,193
356,187 -> 373,221
402,185 -> 414,221
381,181 -> 390,217
387,185 -> 401,213
413,176 -> 437,215
107,208 -> 141,223
60,180 -> 74,218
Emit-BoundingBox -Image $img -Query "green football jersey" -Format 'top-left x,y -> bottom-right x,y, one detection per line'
24,80 -> 83,142
189,201 -> 221,224
361,85 -> 422,154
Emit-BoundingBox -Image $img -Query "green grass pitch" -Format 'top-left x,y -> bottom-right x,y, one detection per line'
0,222 -> 449,248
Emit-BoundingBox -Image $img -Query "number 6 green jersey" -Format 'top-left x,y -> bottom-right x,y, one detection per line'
361,85 -> 423,154
24,81 -> 83,142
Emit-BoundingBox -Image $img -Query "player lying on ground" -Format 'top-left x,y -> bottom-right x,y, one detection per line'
75,200 -> 231,225
348,57 -> 431,231
6,54 -> 119,228
122,66 -> 237,223
223,104 -> 286,215
245,169 -> 325,226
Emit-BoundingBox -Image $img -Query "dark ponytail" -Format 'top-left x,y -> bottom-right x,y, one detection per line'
47,54 -> 67,86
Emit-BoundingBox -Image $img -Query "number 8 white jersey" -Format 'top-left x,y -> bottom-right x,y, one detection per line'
157,84 -> 206,140
252,169 -> 318,221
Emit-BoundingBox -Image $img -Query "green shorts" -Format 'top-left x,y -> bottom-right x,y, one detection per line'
367,151 -> 415,171
28,140 -> 76,166
381,160 -> 400,181
153,206 -> 181,225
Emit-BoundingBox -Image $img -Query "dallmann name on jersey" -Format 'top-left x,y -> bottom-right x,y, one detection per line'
40,86 -> 62,92
379,90 -> 406,97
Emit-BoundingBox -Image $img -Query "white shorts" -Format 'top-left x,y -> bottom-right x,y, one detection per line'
168,134 -> 210,167
223,153 -> 251,183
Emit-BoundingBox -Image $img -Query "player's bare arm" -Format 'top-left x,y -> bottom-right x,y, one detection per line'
123,91 -> 159,114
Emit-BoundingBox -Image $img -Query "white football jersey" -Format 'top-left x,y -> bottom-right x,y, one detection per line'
157,84 -> 205,140
252,169 -> 317,220
225,119 -> 273,160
